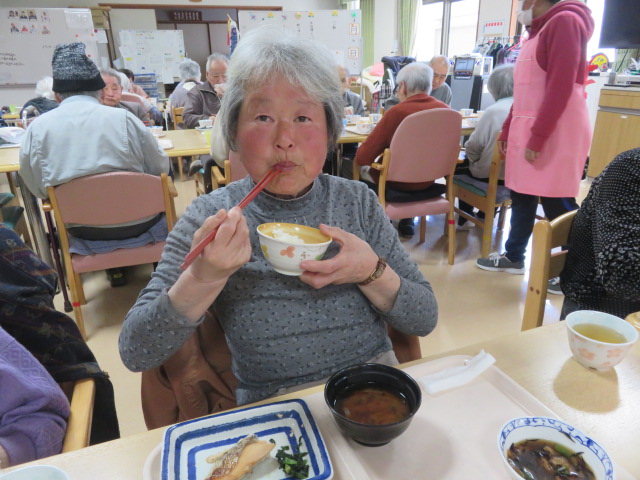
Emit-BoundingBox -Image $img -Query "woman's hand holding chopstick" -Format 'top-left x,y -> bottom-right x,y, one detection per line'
168,207 -> 251,321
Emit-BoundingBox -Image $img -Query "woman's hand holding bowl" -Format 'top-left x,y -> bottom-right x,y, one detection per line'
299,224 -> 378,288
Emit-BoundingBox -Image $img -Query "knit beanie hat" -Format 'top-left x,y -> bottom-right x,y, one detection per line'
51,42 -> 105,93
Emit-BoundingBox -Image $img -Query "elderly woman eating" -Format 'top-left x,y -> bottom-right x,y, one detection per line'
119,28 -> 438,406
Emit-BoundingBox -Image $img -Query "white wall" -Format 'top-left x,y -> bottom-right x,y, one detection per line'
0,1 -> 517,105
373,0 -> 397,64
0,0 -> 335,105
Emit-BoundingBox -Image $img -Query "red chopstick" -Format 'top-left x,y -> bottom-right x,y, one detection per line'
180,165 -> 282,270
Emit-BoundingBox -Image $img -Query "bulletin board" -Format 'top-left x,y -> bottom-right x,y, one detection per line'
118,30 -> 186,83
0,7 -> 98,86
238,10 -> 363,75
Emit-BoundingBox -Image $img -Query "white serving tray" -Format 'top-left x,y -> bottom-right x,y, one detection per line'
145,356 -> 635,480
301,355 -> 635,480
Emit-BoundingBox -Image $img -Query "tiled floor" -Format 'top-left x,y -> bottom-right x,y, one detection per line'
53,176 -> 589,439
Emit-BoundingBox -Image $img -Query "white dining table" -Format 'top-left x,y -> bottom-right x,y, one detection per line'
4,320 -> 638,479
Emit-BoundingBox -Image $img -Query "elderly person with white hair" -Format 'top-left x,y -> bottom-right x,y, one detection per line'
169,59 -> 202,124
457,65 -> 514,229
99,67 -> 149,123
119,28 -> 438,406
355,62 -> 450,237
20,76 -> 58,120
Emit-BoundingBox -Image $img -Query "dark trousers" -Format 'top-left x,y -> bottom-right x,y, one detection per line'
505,191 -> 578,263
67,214 -> 163,241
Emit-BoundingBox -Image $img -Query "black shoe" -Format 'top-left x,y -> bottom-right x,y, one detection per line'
106,268 -> 127,287
398,218 -> 415,238
188,159 -> 203,178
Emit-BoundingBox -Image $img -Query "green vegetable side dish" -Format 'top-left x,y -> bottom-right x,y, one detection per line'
269,437 -> 310,479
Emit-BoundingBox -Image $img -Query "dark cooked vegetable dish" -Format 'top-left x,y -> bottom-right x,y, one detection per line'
507,439 -> 596,480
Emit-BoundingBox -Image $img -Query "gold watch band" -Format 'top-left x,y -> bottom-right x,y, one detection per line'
358,256 -> 387,286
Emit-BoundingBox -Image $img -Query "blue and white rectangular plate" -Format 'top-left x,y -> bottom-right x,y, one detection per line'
161,399 -> 333,480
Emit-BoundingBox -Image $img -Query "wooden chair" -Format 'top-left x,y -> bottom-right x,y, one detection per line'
453,132 -> 511,257
206,151 -> 248,193
47,172 -> 177,339
355,108 -> 462,264
171,106 -> 184,130
522,210 -> 577,331
168,106 -> 187,181
62,378 -> 96,452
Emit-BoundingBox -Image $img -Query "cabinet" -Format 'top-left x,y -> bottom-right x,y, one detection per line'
588,88 -> 640,177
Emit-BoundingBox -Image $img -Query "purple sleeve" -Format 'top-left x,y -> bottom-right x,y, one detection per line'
0,329 -> 69,466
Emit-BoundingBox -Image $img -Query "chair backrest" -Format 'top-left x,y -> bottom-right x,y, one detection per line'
121,92 -> 145,106
50,172 -> 175,229
224,150 -> 249,184
172,106 -> 184,129
522,210 -> 578,331
386,108 -> 462,184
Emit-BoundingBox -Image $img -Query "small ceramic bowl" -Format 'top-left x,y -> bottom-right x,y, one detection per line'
257,222 -> 331,276
0,465 -> 71,480
345,114 -> 361,124
498,416 -> 613,480
198,119 -> 213,128
149,126 -> 163,137
465,117 -> 479,128
356,122 -> 375,134
324,363 -> 422,447
566,310 -> 638,370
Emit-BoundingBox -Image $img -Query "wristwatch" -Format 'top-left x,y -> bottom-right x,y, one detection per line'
358,256 -> 387,286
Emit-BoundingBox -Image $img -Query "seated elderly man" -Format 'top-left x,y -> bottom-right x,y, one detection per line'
355,62 -> 450,237
184,53 -> 228,191
429,55 -> 453,105
182,53 -> 228,129
384,55 -> 452,111
100,67 -> 149,124
457,65 -> 514,229
169,58 -> 202,128
20,43 -> 170,286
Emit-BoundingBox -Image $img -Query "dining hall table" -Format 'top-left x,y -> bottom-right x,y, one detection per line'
5,320 -> 638,479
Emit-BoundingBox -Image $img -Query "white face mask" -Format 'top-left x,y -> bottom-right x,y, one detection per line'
517,0 -> 534,26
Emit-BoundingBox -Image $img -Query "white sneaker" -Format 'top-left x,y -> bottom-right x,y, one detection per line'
547,277 -> 563,295
457,221 -> 475,231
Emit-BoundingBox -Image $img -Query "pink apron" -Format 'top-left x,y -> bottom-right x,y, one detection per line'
506,21 -> 591,197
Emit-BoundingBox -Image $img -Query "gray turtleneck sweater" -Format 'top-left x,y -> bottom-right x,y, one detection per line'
119,174 -> 437,404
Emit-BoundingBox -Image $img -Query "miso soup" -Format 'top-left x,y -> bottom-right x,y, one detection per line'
335,385 -> 410,425
507,439 -> 596,480
573,323 -> 627,343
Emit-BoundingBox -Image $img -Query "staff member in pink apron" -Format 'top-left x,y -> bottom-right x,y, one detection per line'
476,0 -> 594,275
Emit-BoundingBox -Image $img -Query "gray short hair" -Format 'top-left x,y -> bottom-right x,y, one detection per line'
219,27 -> 343,152
205,53 -> 229,72
179,59 -> 201,82
397,63 -> 434,95
429,55 -> 449,69
99,67 -> 121,86
487,65 -> 514,101
35,76 -> 54,100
